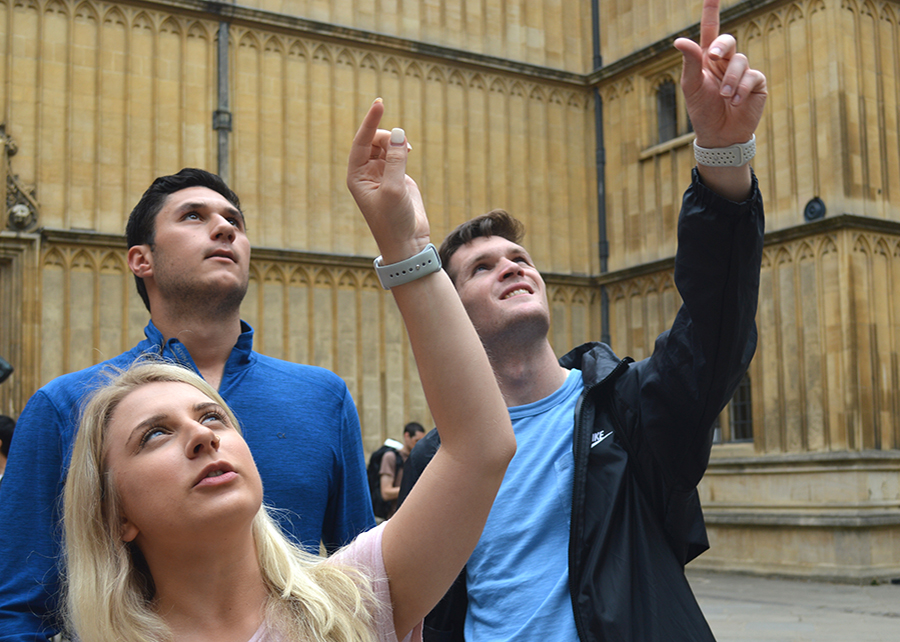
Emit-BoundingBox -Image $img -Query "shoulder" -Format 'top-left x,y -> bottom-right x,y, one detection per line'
251,353 -> 350,394
559,342 -> 626,385
13,347 -> 150,452
329,523 -> 386,575
232,354 -> 359,429
244,354 -> 355,411
380,450 -> 398,467
27,347 -> 150,415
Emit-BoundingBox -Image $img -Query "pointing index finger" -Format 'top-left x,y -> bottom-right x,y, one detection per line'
699,0 -> 721,51
350,98 -> 385,163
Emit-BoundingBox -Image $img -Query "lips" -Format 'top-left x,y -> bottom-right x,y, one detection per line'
206,248 -> 237,262
194,461 -> 236,487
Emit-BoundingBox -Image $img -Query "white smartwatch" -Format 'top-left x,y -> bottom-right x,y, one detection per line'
693,135 -> 756,167
374,243 -> 442,289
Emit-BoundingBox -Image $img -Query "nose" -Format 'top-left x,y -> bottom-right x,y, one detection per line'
498,257 -> 524,280
185,424 -> 221,457
210,213 -> 236,243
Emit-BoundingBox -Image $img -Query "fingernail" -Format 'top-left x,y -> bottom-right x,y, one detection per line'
721,85 -> 733,96
390,128 -> 406,146
731,93 -> 742,105
374,97 -> 383,104
710,46 -> 722,57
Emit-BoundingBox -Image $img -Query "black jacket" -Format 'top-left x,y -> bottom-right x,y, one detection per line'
561,169 -> 764,641
406,170 -> 764,641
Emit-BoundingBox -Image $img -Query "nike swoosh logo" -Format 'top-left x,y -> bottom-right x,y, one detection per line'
591,431 -> 613,448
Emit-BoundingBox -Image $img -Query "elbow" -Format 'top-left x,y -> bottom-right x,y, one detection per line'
474,418 -> 516,477
494,421 -> 517,470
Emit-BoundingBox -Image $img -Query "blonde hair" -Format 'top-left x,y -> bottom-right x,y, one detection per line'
62,360 -> 378,642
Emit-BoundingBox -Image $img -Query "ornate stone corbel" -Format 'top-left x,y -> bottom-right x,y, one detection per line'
1,124 -> 39,232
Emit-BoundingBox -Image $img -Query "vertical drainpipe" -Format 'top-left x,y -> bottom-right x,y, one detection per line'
591,0 -> 611,345
213,21 -> 232,183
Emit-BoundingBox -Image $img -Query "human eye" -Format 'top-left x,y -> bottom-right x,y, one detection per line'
183,211 -> 201,221
201,408 -> 230,427
138,425 -> 170,448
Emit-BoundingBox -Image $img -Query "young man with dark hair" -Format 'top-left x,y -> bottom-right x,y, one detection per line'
0,168 -> 375,641
404,2 -> 767,639
125,167 -> 243,312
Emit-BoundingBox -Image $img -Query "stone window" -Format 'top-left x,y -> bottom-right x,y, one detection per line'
730,373 -> 753,441
656,80 -> 678,144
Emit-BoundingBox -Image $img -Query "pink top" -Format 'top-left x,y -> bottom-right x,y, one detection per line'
247,523 -> 423,642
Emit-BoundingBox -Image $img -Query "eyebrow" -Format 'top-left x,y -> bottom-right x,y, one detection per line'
125,413 -> 168,448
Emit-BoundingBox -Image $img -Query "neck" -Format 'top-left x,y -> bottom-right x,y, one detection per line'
141,528 -> 267,641
150,304 -> 243,390
485,336 -> 568,408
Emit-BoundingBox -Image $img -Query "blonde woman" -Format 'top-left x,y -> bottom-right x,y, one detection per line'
61,101 -> 515,642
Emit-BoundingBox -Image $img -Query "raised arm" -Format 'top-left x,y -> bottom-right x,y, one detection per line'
675,0 -> 767,201
346,99 -> 515,639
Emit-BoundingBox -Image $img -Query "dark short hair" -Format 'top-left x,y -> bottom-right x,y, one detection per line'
403,422 -> 425,438
438,209 -> 525,284
125,168 -> 242,312
0,415 -> 14,458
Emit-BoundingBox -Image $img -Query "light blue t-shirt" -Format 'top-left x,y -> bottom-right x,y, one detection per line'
465,368 -> 583,641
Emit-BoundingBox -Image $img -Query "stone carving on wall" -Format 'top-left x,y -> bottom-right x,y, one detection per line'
1,125 -> 39,232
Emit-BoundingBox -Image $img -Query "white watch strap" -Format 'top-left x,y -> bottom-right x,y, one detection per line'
693,135 -> 756,167
374,243 -> 442,289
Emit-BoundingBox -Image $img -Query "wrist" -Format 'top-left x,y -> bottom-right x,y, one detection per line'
693,135 -> 756,167
375,234 -> 432,266
374,243 -> 442,289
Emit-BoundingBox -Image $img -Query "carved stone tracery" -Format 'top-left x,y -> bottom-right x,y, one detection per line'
1,125 -> 39,232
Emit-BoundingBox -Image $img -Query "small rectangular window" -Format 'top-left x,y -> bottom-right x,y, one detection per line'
656,81 -> 677,143
730,373 -> 753,441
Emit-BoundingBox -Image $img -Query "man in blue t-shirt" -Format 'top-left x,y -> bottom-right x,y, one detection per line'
0,168 -> 375,642
404,2 -> 767,640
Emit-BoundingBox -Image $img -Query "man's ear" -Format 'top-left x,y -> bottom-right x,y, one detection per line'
127,245 -> 153,279
120,515 -> 140,543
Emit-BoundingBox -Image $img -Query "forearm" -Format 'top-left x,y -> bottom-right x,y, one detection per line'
383,265 -> 514,636
640,172 -> 763,483
380,476 -> 400,501
389,270 -> 512,465
346,102 -> 514,637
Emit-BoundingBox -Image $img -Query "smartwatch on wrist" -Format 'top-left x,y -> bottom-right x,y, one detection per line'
374,243 -> 442,290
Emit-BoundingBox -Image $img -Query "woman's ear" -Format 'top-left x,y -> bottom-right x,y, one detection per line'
121,515 -> 139,543
127,245 -> 153,279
